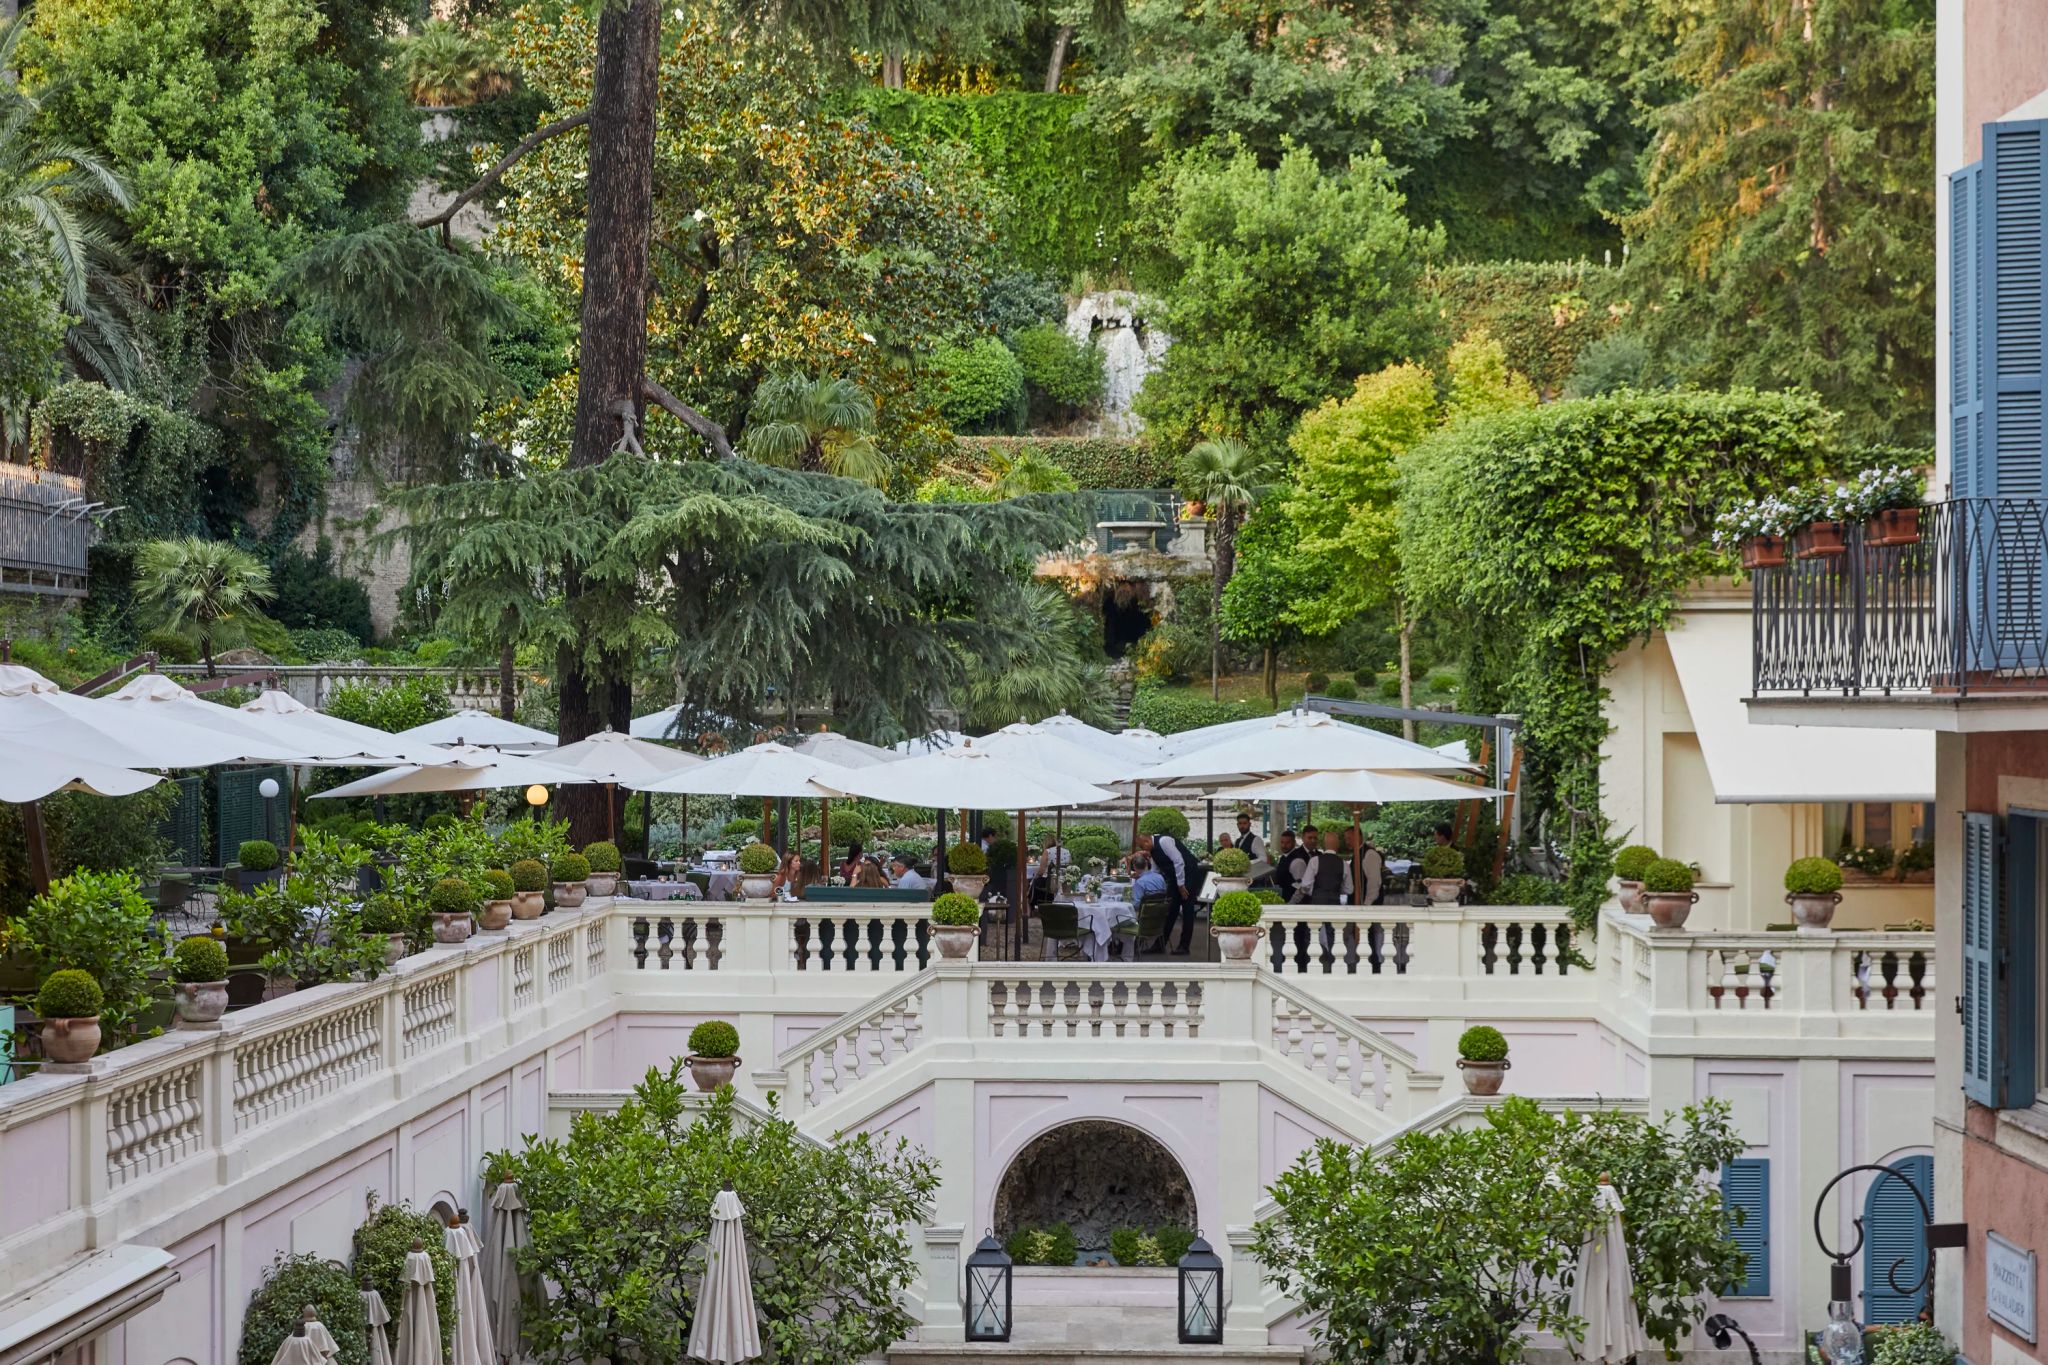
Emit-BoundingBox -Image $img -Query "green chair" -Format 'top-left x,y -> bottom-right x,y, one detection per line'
1112,896 -> 1170,958
1037,901 -> 1086,960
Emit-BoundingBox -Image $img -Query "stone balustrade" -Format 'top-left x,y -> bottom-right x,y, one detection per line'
1257,905 -> 1579,995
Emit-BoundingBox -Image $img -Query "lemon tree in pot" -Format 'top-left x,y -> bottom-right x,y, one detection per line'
478,869 -> 515,931
1784,856 -> 1845,932
736,842 -> 778,901
943,840 -> 988,900
171,935 -> 230,1027
1209,846 -> 1252,894
509,859 -> 548,918
1640,858 -> 1697,931
428,877 -> 477,943
930,891 -> 982,959
1419,844 -> 1467,904
37,969 -> 103,1065
582,841 -> 622,897
1210,889 -> 1266,960
552,852 -> 591,909
686,1019 -> 742,1091
1612,844 -> 1658,913
1455,1025 -> 1509,1096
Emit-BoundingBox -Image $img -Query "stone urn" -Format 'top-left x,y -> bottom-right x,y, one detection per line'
1787,891 -> 1842,933
587,872 -> 620,897
686,1054 -> 741,1091
1615,879 -> 1644,913
383,933 -> 411,967
1643,890 -> 1697,931
41,1016 -> 101,1065
1209,875 -> 1252,897
1458,1058 -> 1509,1096
477,899 -> 513,931
1423,878 -> 1466,905
948,874 -> 988,901
512,890 -> 546,919
1214,923 -> 1265,961
553,880 -> 588,910
738,875 -> 776,903
433,911 -> 473,944
173,980 -> 228,1027
932,924 -> 979,959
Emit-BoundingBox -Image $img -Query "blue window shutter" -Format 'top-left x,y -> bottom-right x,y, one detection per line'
1954,159 -> 1985,497
1985,119 -> 2048,499
1862,1155 -> 1933,1324
1962,812 -> 2001,1105
1721,1158 -> 1770,1298
2003,812 -> 2041,1108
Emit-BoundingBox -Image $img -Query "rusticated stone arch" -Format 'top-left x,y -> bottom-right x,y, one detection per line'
991,1120 -> 1197,1259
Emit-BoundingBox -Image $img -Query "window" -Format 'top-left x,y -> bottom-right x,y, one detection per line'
1821,801 -> 1934,873
1862,1155 -> 1932,1324
1720,1158 -> 1771,1298
1962,810 -> 2044,1109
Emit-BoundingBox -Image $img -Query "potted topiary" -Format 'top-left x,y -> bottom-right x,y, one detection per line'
1209,846 -> 1252,894
171,935 -> 231,1026
509,859 -> 548,919
685,1019 -> 742,1091
234,838 -> 282,892
428,877 -> 477,944
930,891 -> 982,959
1612,844 -> 1658,913
1419,844 -> 1467,904
1456,1025 -> 1510,1096
1640,858 -> 1698,931
736,843 -> 778,901
944,841 -> 989,900
551,852 -> 591,909
363,895 -> 412,965
582,841 -> 622,897
1210,890 -> 1265,960
477,869 -> 515,931
36,969 -> 103,1065
1784,855 -> 1845,933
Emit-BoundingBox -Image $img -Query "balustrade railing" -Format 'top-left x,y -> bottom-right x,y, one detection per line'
1258,906 -> 1575,982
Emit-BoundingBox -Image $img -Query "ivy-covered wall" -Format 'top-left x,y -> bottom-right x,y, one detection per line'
1424,262 -> 1621,399
953,435 -> 1171,489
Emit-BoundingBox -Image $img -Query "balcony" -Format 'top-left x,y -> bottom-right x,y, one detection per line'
0,464 -> 92,599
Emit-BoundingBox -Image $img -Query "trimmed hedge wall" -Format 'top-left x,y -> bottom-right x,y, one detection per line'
954,436 -> 1171,489
1424,261 -> 1621,399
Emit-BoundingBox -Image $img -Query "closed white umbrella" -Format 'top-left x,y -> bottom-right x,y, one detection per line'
362,1282 -> 397,1365
788,731 -> 900,769
483,1181 -> 533,1364
0,664 -> 268,769
1569,1180 -> 1651,1364
1,744 -> 162,802
687,1185 -> 762,1364
1130,710 -> 1478,788
445,1214 -> 496,1365
239,690 -> 452,764
826,740 -> 1113,810
98,674 -> 337,761
395,1243 -> 444,1365
268,1325 -> 328,1365
311,746 -> 591,799
1212,769 -> 1504,804
627,742 -> 854,799
300,1305 -> 341,1363
398,711 -> 556,752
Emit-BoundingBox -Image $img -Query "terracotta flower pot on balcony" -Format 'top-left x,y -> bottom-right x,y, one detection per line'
932,924 -> 979,959
1616,879 -> 1644,913
477,900 -> 513,931
737,875 -> 775,903
1423,877 -> 1466,905
1643,890 -> 1697,931
948,874 -> 988,901
1865,506 -> 1922,547
553,880 -> 588,909
432,911 -> 472,944
40,1015 -> 101,1065
1786,890 -> 1842,933
1457,1058 -> 1509,1096
1214,924 -> 1265,961
1740,535 -> 1788,569
686,1054 -> 741,1091
587,872 -> 619,897
512,891 -> 545,919
1793,521 -> 1848,559
173,980 -> 228,1027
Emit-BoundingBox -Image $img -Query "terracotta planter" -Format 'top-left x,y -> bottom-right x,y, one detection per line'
1643,890 -> 1697,931
173,980 -> 228,1026
553,881 -> 588,909
586,872 -> 620,897
1616,879 -> 1643,913
948,874 -> 988,901
477,900 -> 513,931
1793,521 -> 1848,560
1423,878 -> 1466,905
511,891 -> 545,919
432,911 -> 472,944
1787,890 -> 1842,933
1209,875 -> 1251,896
1214,923 -> 1265,961
1740,534 -> 1788,570
737,875 -> 775,903
932,924 -> 980,959
1458,1058 -> 1509,1096
1865,506 -> 1922,547
686,1055 -> 740,1092
383,933 -> 410,966
41,1015 -> 101,1065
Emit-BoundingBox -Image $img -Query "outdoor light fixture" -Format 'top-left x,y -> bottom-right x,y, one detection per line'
1703,1313 -> 1761,1364
964,1231 -> 1011,1343
525,784 -> 549,806
258,778 -> 280,799
1177,1232 -> 1224,1344
1809,1162 -> 1965,1363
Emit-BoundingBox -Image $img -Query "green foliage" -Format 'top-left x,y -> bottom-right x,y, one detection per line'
824,811 -> 873,852
237,839 -> 279,872
4,871 -> 165,1039
953,436 -> 1173,489
740,372 -> 891,485
1458,1025 -> 1509,1062
137,626 -> 199,664
351,1202 -> 455,1360
1785,856 -> 1845,896
957,582 -> 1114,732
736,844 -> 778,876
1211,890 -> 1264,928
688,1020 -> 741,1059
481,868 -> 514,901
1565,333 -> 1657,398
325,676 -> 451,733
1421,845 -> 1467,880
1154,1225 -> 1197,1264
1126,686 -> 1267,735
496,816 -> 571,871
133,537 -> 275,674
428,876 -> 477,916
1613,845 -> 1659,881
1426,263 -> 1618,398
931,892 -> 981,926
944,842 -> 987,875
1109,1227 -> 1167,1266
36,968 -> 104,1020
552,852 -> 590,883
976,269 -> 1066,341
1897,840 -> 1935,875
721,817 -> 763,841
1006,1223 -> 1078,1266
219,829 -> 383,985
494,1069 -> 936,1365
1642,858 -> 1695,894
1138,807 -> 1189,839
1323,678 -> 1357,700
1210,847 -> 1251,877
510,858 -> 547,894
1837,843 -> 1893,876
172,935 -> 229,984
582,841 -> 621,874
286,627 -> 364,663
240,1253 -> 369,1365
1868,1324 -> 1956,1365
1011,323 -> 1105,415
269,542 -> 374,644
1487,873 -> 1566,907
360,894 -> 409,936
1305,672 -> 1331,692
927,336 -> 1026,433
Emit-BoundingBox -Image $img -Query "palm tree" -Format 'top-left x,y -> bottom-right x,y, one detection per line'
134,538 -> 276,677
739,373 -> 890,485
1178,437 -> 1276,699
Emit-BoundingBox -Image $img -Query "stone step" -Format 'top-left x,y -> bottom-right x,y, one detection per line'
890,1346 -> 1303,1365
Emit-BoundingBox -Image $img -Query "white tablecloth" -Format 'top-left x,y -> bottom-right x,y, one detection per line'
1042,898 -> 1138,962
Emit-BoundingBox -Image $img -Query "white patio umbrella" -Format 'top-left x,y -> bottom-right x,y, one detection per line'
98,674 -> 345,761
1568,1180 -> 1651,1364
483,1181 -> 532,1365
267,1325 -> 328,1365
686,1185 -> 762,1364
973,722 -> 1135,787
890,728 -> 964,755
788,731 -> 900,769
1035,710 -> 1163,762
0,664 -> 273,769
362,1282 -> 397,1365
311,746 -> 591,800
445,1213 -> 497,1365
1212,769 -> 1504,804
1129,710 -> 1478,788
1,744 -> 162,803
545,729 -> 705,843
239,691 -> 453,765
628,702 -> 736,741
825,739 -> 1114,810
397,710 -> 556,752
300,1305 -> 342,1363
627,742 -> 854,799
395,1242 -> 444,1365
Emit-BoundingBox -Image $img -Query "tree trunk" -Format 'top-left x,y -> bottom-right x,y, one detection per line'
499,638 -> 516,720
882,50 -> 904,88
1262,643 -> 1276,706
1044,24 -> 1074,92
1397,599 -> 1415,742
201,629 -> 216,679
1209,514 -> 1230,701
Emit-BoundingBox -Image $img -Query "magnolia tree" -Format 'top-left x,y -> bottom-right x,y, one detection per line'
1253,1097 -> 1746,1364
492,1064 -> 938,1365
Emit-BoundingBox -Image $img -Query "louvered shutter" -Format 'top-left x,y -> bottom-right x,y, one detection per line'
2002,812 -> 2041,1108
1720,1159 -> 1770,1298
1861,1155 -> 1933,1324
1954,161 -> 1985,496
1983,121 -> 2048,667
1962,811 -> 2001,1104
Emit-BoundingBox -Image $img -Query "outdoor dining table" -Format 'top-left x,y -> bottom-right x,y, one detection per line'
1041,897 -> 1139,962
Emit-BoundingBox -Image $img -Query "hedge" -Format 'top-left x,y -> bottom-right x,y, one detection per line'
953,436 -> 1172,490
1424,261 -> 1621,399
1126,687 -> 1269,736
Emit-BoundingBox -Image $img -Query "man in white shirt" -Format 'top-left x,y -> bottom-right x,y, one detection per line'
889,856 -> 931,891
1234,811 -> 1266,865
1136,829 -> 1196,955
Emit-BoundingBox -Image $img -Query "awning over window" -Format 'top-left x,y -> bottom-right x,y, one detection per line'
1664,610 -> 1935,803
0,1245 -> 177,1362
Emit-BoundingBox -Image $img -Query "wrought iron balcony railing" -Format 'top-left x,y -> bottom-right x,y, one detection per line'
1751,497 -> 2048,697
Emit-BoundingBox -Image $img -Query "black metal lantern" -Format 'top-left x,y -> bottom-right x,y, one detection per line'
1177,1232 -> 1225,1344
965,1230 -> 1012,1343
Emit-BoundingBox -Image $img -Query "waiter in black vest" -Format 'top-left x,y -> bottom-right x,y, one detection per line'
1137,829 -> 1198,955
1234,810 -> 1266,864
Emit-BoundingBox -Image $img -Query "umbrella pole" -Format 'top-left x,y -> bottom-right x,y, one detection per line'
934,808 -> 946,898
1130,781 -> 1141,851
762,796 -> 772,849
1014,808 -> 1028,960
23,800 -> 51,896
1351,804 -> 1362,906
1206,798 -> 1214,850
1055,807 -> 1064,888
607,782 -> 616,844
820,798 -> 830,883
641,788 -> 652,859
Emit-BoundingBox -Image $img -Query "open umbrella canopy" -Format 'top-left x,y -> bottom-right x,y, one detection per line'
1035,710 -> 1162,763
827,740 -> 1114,810
788,731 -> 900,769
628,702 -> 736,741
1129,710 -> 1478,788
544,728 -> 704,784
1213,769 -> 1504,804
239,691 -> 453,764
311,745 -> 591,799
0,664 -> 270,769
1,744 -> 163,803
397,711 -> 556,752
99,674 -> 367,762
627,742 -> 856,799
971,722 -> 1134,787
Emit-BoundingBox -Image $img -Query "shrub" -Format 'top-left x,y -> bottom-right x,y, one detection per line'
422,813 -> 458,833
689,1019 -> 741,1059
1837,844 -> 1893,876
721,816 -> 761,840
351,1202 -> 455,1358
1065,831 -> 1121,867
362,894 -> 410,935
736,843 -> 777,876
1138,808 -> 1190,840
977,268 -> 1065,340
553,852 -> 591,882
824,810 -> 873,851
1305,671 -> 1330,691
36,969 -> 102,1019
237,839 -> 280,872
1868,1324 -> 1957,1365
1251,888 -> 1285,905
325,675 -> 450,734
581,841 -> 621,873
1125,686 -> 1267,735
1012,323 -> 1106,411
1457,1025 -> 1509,1062
510,858 -> 547,893
1109,1228 -> 1167,1266
480,868 -> 514,901
985,838 -> 1018,879
172,935 -> 229,983
1211,890 -> 1265,927
269,541 -> 375,645
1420,845 -> 1466,880
239,1253 -> 369,1365
945,842 -> 987,875
1785,856 -> 1844,895
1612,844 -> 1659,881
1352,667 -> 1376,689
1154,1226 -> 1197,1264
8,870 -> 168,1040
1004,1223 -> 1078,1267
1487,873 -> 1566,907
286,626 -> 365,663
927,337 -> 1025,433
1210,847 -> 1251,877
931,892 -> 981,926
1323,678 -> 1359,700
428,877 -> 477,916
1425,261 -> 1617,397
954,435 -> 1171,489
140,625 -> 199,664
1896,840 -> 1935,874
1642,858 -> 1696,894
